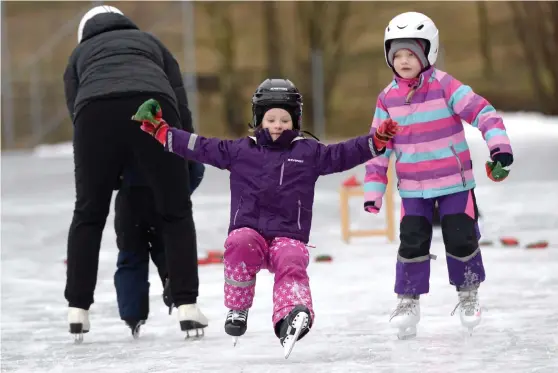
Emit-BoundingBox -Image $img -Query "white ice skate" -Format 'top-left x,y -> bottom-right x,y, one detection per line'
178,304 -> 208,339
390,296 -> 420,340
452,288 -> 482,335
68,307 -> 90,344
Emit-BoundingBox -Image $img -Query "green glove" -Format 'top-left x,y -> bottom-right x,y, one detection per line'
131,98 -> 162,124
485,160 -> 510,182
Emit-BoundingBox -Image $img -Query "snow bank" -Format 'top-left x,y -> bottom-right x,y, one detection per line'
32,112 -> 558,158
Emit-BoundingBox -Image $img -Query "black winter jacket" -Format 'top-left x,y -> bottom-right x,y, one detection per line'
63,12 -> 193,132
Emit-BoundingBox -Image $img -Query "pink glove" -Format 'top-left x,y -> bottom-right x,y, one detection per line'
365,205 -> 380,214
363,198 -> 382,214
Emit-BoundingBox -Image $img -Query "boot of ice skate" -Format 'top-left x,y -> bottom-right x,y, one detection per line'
276,305 -> 312,359
177,304 -> 208,339
225,309 -> 249,346
390,295 -> 420,340
68,307 -> 90,344
452,287 -> 482,334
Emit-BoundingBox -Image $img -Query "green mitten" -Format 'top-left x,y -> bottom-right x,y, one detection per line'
131,98 -> 162,124
485,160 -> 510,182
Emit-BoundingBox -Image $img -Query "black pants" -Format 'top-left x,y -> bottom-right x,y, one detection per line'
65,94 -> 199,310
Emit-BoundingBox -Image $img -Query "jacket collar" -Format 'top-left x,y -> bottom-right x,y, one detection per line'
250,129 -> 304,149
393,65 -> 435,89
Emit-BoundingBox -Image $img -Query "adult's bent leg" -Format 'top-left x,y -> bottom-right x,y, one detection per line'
128,98 -> 199,307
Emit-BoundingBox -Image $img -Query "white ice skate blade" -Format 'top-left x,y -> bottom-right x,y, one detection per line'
73,334 -> 84,344
232,336 -> 239,347
397,326 -> 417,340
283,312 -> 309,359
184,328 -> 205,340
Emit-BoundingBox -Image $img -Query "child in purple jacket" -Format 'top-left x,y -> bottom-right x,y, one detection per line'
133,78 -> 398,358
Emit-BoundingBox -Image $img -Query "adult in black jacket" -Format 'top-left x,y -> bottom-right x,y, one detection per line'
63,5 -> 207,341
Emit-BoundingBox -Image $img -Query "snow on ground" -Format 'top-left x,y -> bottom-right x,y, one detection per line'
2,113 -> 558,372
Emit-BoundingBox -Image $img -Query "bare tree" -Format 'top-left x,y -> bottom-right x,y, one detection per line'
201,2 -> 246,136
290,1 -> 353,133
508,1 -> 558,114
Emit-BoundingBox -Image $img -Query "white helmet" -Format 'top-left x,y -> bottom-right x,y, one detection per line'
78,5 -> 124,43
383,12 -> 439,68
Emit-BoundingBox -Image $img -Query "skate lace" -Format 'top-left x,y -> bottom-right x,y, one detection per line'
451,291 -> 477,317
227,309 -> 248,323
389,299 -> 416,321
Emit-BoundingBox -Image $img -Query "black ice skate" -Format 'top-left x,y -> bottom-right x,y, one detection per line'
124,319 -> 146,339
276,305 -> 312,359
162,277 -> 174,315
225,309 -> 249,346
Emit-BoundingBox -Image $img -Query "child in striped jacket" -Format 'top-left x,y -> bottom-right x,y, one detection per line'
364,12 -> 514,339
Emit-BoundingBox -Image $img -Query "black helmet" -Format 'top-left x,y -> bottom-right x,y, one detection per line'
251,79 -> 303,130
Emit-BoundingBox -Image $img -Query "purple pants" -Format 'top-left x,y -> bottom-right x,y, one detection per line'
395,189 -> 485,295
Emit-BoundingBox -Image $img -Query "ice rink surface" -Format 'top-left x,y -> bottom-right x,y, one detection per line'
2,113 -> 558,372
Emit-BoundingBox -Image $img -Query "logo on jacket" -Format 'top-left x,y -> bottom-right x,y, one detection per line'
288,158 -> 304,163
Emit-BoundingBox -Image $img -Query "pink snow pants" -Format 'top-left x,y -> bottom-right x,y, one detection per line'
223,227 -> 315,327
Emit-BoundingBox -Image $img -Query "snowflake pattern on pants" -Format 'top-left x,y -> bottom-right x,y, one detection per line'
223,227 -> 315,327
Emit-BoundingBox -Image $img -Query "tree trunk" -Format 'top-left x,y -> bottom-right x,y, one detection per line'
476,1 -> 493,80
508,1 -> 557,114
263,2 -> 282,78
204,3 -> 246,136
292,1 -> 352,134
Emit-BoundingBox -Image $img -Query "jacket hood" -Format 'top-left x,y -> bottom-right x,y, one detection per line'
78,9 -> 139,43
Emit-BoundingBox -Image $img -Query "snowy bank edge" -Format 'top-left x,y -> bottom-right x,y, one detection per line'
32,112 -> 558,159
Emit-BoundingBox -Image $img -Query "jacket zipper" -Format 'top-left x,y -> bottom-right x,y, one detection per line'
279,162 -> 285,185
233,197 -> 243,225
449,144 -> 466,187
297,200 -> 302,230
395,150 -> 403,190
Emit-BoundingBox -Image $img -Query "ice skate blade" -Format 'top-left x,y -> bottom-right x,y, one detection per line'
397,326 -> 417,340
184,328 -> 205,340
232,336 -> 239,347
73,334 -> 84,344
283,312 -> 309,359
69,323 -> 88,344
131,321 -> 145,340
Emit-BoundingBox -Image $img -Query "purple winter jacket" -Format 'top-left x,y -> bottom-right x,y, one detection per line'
166,128 -> 384,243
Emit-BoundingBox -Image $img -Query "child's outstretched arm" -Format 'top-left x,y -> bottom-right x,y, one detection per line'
363,96 -> 392,214
441,72 -> 513,166
314,134 -> 386,176
133,99 -> 234,170
315,99 -> 397,176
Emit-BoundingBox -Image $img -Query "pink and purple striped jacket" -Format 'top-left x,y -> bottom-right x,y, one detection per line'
364,67 -> 512,209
